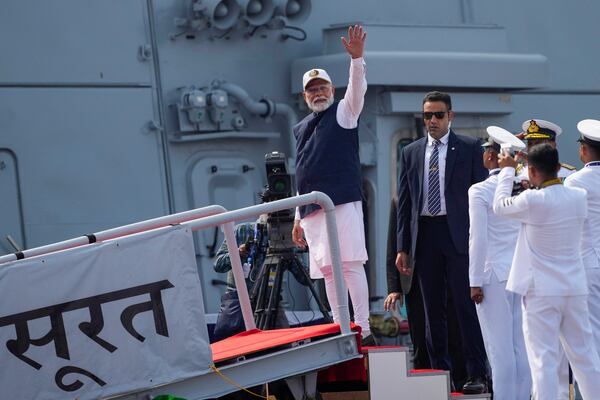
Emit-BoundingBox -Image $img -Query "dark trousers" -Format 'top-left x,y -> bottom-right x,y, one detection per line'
407,267 -> 468,387
416,216 -> 487,377
405,274 -> 431,369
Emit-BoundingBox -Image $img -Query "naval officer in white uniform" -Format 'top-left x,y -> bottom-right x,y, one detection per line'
518,119 -> 579,399
494,143 -> 600,399
468,129 -> 531,399
565,119 -> 600,361
518,119 -> 577,181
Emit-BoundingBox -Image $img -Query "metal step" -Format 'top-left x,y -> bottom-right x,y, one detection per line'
451,393 -> 492,400
366,347 -> 491,400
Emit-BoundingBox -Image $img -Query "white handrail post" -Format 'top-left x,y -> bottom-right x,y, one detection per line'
317,194 -> 351,335
222,221 -> 256,331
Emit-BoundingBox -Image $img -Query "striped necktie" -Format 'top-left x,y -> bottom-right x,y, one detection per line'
427,139 -> 442,215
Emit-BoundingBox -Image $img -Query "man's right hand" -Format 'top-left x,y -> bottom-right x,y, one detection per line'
239,243 -> 249,258
384,292 -> 403,311
471,287 -> 484,304
498,151 -> 518,169
395,251 -> 411,276
292,220 -> 307,249
341,25 -> 366,59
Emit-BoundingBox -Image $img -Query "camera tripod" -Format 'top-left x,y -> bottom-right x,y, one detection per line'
250,220 -> 332,330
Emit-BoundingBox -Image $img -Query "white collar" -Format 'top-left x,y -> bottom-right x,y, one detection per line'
427,130 -> 450,146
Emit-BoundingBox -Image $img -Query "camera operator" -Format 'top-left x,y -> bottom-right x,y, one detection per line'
212,215 -> 289,341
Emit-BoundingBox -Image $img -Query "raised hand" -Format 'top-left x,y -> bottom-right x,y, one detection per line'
498,151 -> 518,169
341,25 -> 367,59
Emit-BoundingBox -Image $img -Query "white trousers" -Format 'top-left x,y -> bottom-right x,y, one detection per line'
476,272 -> 531,400
587,268 -> 600,359
321,261 -> 371,337
522,294 -> 600,400
556,268 -> 600,399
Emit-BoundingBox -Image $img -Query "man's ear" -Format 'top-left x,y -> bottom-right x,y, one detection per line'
331,86 -> 335,96
302,91 -> 308,103
448,110 -> 455,121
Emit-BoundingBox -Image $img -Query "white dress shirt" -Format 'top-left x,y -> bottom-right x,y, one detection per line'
468,169 -> 520,287
565,162 -> 600,269
493,167 -> 589,296
421,131 -> 449,216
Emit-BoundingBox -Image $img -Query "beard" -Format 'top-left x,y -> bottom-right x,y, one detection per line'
307,95 -> 334,113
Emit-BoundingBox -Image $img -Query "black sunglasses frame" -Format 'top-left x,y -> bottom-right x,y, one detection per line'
422,111 -> 449,120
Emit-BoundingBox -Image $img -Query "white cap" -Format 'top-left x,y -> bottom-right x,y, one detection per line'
485,126 -> 526,150
577,119 -> 600,145
302,68 -> 332,90
521,119 -> 562,140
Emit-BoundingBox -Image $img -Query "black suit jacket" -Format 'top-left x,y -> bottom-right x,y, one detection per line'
396,130 -> 487,267
387,197 -> 413,294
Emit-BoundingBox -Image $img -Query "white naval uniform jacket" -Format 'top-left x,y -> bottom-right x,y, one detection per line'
468,169 -> 520,287
565,163 -> 600,270
516,164 -> 575,182
493,167 -> 589,296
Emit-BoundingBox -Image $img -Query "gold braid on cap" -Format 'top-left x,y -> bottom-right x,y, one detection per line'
525,119 -> 555,140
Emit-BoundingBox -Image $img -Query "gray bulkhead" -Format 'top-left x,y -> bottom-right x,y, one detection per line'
1,0 -> 600,313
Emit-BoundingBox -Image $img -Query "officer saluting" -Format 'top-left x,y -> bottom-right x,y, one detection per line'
468,126 -> 530,399
494,143 -> 600,399
518,119 -> 577,181
564,119 -> 600,360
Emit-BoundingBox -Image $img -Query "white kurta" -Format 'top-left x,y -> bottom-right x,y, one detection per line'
300,201 -> 368,279
468,170 -> 531,399
493,167 -> 600,399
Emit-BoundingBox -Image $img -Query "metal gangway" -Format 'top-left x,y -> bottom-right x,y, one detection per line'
0,192 -> 360,400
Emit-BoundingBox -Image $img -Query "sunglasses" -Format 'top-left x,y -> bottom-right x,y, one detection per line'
422,111 -> 448,120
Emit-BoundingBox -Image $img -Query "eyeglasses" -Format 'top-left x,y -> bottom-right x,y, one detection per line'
422,111 -> 448,120
305,84 -> 331,95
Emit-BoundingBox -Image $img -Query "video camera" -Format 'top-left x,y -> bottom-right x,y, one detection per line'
261,151 -> 294,224
259,151 -> 304,257
262,151 -> 292,202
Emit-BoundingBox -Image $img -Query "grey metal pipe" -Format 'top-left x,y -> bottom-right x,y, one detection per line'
216,81 -> 299,163
183,191 -> 351,335
0,205 -> 227,265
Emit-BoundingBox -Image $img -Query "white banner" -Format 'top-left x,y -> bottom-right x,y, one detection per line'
0,225 -> 212,399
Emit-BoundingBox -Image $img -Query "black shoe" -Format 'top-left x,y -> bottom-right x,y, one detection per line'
462,375 -> 487,394
361,334 -> 377,347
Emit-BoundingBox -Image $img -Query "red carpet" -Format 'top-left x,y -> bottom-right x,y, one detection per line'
211,323 -> 360,363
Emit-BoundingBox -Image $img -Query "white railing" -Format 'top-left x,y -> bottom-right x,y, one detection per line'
0,192 -> 350,335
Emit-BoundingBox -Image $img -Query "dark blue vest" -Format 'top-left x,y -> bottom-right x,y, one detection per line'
294,101 -> 363,218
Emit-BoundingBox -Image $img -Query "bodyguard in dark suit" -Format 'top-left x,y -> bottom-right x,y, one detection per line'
395,91 -> 488,394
